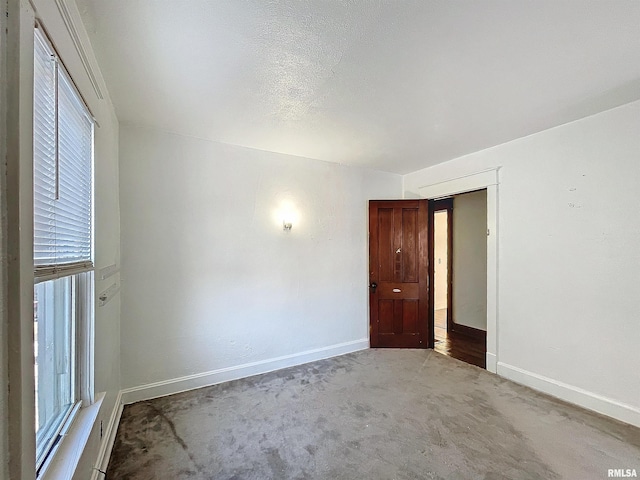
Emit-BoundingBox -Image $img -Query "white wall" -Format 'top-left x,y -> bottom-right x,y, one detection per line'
3,1 -> 122,478
433,211 -> 448,311
119,125 -> 402,392
404,101 -> 640,424
452,190 -> 487,330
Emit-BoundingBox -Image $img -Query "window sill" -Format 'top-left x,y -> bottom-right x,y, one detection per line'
38,392 -> 105,480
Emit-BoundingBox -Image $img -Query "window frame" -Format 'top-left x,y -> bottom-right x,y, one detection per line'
34,275 -> 77,468
34,272 -> 94,475
32,24 -> 95,477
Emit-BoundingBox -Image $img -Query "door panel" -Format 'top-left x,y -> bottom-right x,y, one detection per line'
379,300 -> 394,334
401,209 -> 418,282
369,200 -> 430,348
378,209 -> 394,282
402,300 -> 418,333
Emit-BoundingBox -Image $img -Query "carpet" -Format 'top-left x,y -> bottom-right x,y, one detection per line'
106,349 -> 640,479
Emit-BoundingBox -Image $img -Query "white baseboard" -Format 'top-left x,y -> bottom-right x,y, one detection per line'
497,362 -> 640,428
486,352 -> 497,373
120,339 -> 370,405
90,390 -> 123,480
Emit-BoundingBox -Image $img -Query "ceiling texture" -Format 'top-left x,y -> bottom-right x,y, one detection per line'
76,0 -> 640,174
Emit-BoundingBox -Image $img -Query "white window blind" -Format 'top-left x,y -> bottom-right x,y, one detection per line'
34,28 -> 94,279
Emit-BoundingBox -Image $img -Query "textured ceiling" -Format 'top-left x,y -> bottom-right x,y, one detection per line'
76,0 -> 640,174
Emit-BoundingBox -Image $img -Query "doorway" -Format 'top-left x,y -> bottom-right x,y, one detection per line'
413,167 -> 499,372
429,191 -> 487,369
368,183 -> 494,369
432,199 -> 453,339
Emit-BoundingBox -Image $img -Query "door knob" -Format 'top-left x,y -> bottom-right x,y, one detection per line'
370,282 -> 377,293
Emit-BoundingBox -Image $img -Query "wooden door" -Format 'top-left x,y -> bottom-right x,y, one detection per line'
369,200 -> 430,348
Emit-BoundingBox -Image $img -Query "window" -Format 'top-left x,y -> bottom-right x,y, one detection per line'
33,26 -> 94,474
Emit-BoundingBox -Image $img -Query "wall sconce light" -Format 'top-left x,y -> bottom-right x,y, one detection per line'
275,199 -> 298,232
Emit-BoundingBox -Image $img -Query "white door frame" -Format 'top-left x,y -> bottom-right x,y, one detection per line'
416,168 -> 499,373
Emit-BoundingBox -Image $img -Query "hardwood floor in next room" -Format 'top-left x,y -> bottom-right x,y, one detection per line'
434,308 -> 486,369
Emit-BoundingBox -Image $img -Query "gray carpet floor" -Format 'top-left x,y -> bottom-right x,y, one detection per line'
107,349 -> 640,479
